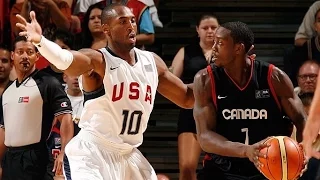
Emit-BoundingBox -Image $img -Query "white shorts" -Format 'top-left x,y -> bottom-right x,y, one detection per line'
65,130 -> 157,180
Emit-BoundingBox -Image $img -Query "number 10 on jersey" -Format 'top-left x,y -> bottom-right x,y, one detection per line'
120,110 -> 143,135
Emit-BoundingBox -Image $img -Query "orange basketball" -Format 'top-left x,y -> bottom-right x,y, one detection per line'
258,136 -> 305,180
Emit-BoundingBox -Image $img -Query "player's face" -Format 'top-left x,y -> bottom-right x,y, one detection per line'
297,63 -> 319,93
212,27 -> 235,67
88,8 -> 103,34
196,17 -> 219,44
103,6 -> 137,50
0,48 -> 12,82
11,41 -> 39,74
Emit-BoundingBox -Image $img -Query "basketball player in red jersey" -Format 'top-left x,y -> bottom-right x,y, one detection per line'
16,4 -> 193,180
193,21 -> 306,179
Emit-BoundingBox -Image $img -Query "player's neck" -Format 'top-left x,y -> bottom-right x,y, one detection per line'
224,57 -> 252,87
92,34 -> 108,50
107,45 -> 136,65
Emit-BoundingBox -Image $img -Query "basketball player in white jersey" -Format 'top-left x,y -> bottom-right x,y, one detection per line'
16,4 -> 194,180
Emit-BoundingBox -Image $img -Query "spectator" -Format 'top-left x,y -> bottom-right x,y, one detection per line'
170,14 -> 219,180
295,60 -> 319,95
286,7 -> 320,86
63,73 -> 83,135
138,0 -> 163,27
0,45 -> 13,95
10,0 -> 72,39
0,36 -> 74,180
295,1 -> 320,46
73,0 -> 104,17
78,2 -> 107,49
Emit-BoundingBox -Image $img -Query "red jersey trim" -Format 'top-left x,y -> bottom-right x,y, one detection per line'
224,59 -> 254,91
207,65 -> 217,108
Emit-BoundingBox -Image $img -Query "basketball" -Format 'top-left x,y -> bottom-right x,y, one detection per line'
258,136 -> 305,180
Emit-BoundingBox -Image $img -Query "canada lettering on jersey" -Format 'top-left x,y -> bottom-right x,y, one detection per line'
222,109 -> 267,120
112,82 -> 152,104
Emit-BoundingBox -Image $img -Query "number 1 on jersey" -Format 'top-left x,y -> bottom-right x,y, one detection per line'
120,110 -> 143,135
241,128 -> 249,145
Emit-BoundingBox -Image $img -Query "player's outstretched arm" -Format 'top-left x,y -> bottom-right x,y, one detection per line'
15,11 -> 104,76
303,70 -> 320,159
154,53 -> 194,109
270,67 -> 306,142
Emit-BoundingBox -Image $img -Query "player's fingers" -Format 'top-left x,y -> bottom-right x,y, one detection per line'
16,14 -> 28,25
29,11 -> 38,23
18,31 -> 28,37
16,23 -> 27,31
52,160 -> 57,172
256,151 -> 267,159
57,161 -> 62,174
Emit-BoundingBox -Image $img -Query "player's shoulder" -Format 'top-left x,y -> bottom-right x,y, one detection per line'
194,67 -> 210,86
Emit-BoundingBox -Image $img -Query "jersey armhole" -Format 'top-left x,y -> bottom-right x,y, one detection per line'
207,65 -> 217,108
267,64 -> 281,111
96,49 -> 106,63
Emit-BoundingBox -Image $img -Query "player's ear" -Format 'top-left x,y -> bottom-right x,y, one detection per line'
102,23 -> 111,36
235,43 -> 245,55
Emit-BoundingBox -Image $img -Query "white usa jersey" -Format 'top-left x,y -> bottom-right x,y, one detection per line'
79,47 -> 158,147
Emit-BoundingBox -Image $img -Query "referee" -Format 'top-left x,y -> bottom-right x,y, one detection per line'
0,36 -> 74,180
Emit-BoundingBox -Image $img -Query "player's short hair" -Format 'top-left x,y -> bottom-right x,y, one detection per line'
12,36 -> 37,52
220,21 -> 254,53
101,3 -> 126,25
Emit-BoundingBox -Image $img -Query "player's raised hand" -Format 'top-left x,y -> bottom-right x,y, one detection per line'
245,137 -> 270,169
15,11 -> 42,43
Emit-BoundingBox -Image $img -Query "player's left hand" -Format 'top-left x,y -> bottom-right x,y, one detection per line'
53,152 -> 64,176
245,138 -> 270,169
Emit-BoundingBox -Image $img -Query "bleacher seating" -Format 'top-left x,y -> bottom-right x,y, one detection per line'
140,0 -> 316,179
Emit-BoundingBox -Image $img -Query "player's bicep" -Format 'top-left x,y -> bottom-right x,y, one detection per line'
155,53 -> 193,108
271,67 -> 306,126
170,48 -> 185,78
193,70 -> 216,135
65,49 -> 104,76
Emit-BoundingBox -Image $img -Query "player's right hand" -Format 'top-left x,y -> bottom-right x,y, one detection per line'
15,11 -> 42,44
245,138 -> 270,169
303,133 -> 320,160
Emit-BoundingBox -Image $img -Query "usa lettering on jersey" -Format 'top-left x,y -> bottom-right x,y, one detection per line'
112,82 -> 152,104
222,109 -> 267,120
